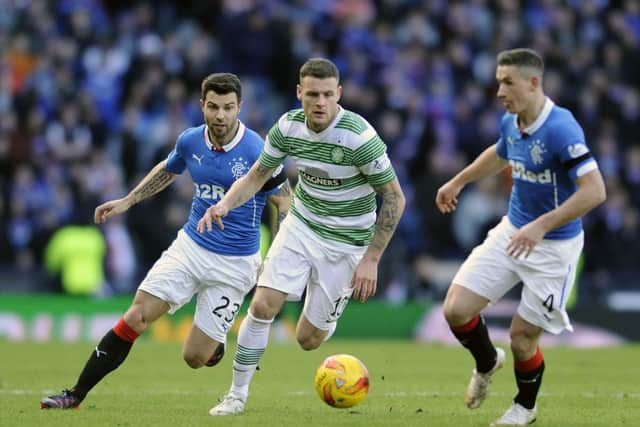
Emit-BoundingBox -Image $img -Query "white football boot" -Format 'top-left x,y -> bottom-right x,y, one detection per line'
491,402 -> 537,426
465,347 -> 506,409
209,393 -> 246,416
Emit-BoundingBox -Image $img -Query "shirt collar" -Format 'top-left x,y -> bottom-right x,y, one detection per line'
514,97 -> 554,136
203,120 -> 245,152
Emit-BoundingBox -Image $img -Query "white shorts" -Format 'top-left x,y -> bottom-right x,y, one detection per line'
139,230 -> 261,343
258,215 -> 366,331
453,216 -> 583,334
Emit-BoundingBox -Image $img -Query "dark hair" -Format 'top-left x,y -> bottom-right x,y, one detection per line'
201,73 -> 242,102
299,58 -> 340,82
497,48 -> 544,74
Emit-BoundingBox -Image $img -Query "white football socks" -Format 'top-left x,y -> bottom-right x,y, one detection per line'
229,312 -> 273,399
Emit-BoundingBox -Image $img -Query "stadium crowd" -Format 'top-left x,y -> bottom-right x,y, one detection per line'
1,0 -> 639,302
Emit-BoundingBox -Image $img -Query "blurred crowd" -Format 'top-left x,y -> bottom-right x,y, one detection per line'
1,0 -> 639,302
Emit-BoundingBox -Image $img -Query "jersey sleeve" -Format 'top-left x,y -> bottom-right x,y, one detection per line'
495,114 -> 510,159
554,121 -> 598,181
165,130 -> 188,174
258,116 -> 288,169
353,128 -> 397,186
496,136 -> 507,159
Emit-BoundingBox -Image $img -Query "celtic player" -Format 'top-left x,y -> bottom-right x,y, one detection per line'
198,58 -> 405,416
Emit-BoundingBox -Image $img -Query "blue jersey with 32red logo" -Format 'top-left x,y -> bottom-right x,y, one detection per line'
495,98 -> 598,239
165,121 -> 278,255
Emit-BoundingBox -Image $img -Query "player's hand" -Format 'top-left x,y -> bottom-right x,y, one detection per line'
507,221 -> 547,259
94,198 -> 131,224
350,256 -> 378,302
435,179 -> 464,214
197,203 -> 229,232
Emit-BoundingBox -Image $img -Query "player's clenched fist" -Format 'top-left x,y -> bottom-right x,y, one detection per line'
197,203 -> 229,232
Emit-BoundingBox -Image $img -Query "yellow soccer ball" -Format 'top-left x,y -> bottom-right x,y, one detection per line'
314,354 -> 370,408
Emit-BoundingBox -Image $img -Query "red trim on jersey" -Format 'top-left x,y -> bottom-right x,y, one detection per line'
515,347 -> 544,372
451,315 -> 480,333
113,317 -> 140,343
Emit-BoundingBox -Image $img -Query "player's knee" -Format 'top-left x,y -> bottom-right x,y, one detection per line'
123,305 -> 149,332
443,299 -> 468,326
509,332 -> 535,359
182,349 -> 205,369
249,299 -> 279,320
297,334 -> 321,351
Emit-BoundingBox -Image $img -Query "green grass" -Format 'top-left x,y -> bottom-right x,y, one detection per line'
2,340 -> 639,426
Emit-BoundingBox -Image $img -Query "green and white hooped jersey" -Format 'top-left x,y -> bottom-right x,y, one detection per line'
259,106 -> 396,247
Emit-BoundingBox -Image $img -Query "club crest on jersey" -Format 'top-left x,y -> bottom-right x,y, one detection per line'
529,140 -> 546,165
228,157 -> 249,179
331,147 -> 345,163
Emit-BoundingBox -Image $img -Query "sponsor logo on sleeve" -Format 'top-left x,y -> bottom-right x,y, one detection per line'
568,143 -> 589,158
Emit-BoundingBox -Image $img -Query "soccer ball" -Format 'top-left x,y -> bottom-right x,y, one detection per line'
314,354 -> 370,408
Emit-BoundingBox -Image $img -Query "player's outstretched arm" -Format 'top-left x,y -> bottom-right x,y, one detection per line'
266,180 -> 292,236
94,160 -> 176,224
436,144 -> 508,214
197,161 -> 276,232
351,178 -> 406,302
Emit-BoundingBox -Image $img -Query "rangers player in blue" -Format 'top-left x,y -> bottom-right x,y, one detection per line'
436,49 -> 606,426
41,73 -> 290,410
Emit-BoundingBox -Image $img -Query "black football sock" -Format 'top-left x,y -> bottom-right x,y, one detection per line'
450,315 -> 497,373
72,319 -> 139,401
514,347 -> 545,410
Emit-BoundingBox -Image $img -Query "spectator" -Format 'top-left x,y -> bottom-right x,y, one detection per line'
1,0 -> 640,303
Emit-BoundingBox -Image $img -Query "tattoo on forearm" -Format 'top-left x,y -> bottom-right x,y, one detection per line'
275,211 -> 287,236
370,188 -> 401,252
256,163 -> 273,178
130,169 -> 174,204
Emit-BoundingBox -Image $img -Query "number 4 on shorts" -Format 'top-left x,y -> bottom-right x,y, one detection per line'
542,294 -> 554,313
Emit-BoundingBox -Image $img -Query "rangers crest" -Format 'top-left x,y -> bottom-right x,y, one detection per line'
529,140 -> 546,165
228,157 -> 250,179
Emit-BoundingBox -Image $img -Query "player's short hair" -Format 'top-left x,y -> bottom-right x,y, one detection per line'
299,58 -> 340,82
497,48 -> 544,74
201,73 -> 242,102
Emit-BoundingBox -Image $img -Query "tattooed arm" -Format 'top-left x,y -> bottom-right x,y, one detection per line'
198,161 -> 276,232
367,178 -> 406,260
351,178 -> 406,302
266,180 -> 292,236
95,160 -> 176,224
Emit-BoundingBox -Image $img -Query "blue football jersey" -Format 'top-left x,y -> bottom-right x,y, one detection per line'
165,121 -> 278,255
496,98 -> 599,239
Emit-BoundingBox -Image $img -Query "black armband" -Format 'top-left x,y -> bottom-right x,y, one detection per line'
562,152 -> 592,171
261,166 -> 287,192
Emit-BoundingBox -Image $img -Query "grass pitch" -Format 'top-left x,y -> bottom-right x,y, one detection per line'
1,340 -> 638,427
